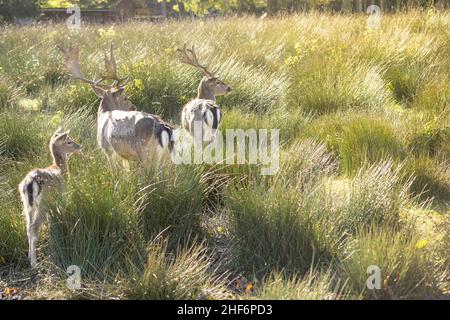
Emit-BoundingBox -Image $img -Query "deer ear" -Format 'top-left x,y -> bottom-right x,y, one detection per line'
57,131 -> 69,141
92,85 -> 105,98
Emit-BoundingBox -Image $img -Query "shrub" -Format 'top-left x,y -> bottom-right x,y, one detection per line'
0,0 -> 39,22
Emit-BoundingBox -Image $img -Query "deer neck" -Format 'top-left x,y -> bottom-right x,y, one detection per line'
197,80 -> 216,101
50,145 -> 69,175
98,99 -> 109,114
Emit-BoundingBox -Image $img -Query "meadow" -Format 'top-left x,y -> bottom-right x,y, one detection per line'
0,10 -> 449,300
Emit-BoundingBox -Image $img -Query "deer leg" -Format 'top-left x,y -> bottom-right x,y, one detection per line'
155,147 -> 163,168
122,159 -> 130,171
105,151 -> 121,177
106,152 -> 114,171
27,223 -> 33,265
24,206 -> 33,263
28,210 -> 44,267
28,223 -> 37,267
22,191 -> 36,266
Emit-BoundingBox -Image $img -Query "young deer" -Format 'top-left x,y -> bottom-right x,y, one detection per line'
177,45 -> 232,144
18,128 -> 81,267
58,44 -> 174,166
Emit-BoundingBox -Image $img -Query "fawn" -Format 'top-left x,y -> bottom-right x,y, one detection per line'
18,127 -> 81,267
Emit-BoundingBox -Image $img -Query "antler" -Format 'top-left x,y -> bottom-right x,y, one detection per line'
102,43 -> 129,87
177,44 -> 215,77
57,45 -> 97,86
57,43 -> 129,90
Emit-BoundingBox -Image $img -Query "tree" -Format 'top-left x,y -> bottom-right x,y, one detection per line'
40,0 -> 111,8
162,0 -> 266,16
0,0 -> 39,21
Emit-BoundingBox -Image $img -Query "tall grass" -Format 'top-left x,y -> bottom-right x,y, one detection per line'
46,154 -> 141,277
136,163 -> 207,249
301,113 -> 406,174
124,240 -> 230,300
0,112 -> 48,161
254,270 -> 348,300
340,227 -> 439,299
226,141 -> 341,276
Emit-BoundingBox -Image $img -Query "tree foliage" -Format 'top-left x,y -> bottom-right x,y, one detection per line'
0,0 -> 39,21
165,0 -> 448,16
40,0 -> 111,8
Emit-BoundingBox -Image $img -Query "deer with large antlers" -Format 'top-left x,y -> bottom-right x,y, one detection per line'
58,43 -> 174,166
177,45 -> 231,144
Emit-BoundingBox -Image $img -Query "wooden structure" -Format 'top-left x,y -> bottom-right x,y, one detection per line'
113,0 -> 150,21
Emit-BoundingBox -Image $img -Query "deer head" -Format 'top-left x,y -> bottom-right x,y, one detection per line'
50,127 -> 82,156
58,43 -> 136,112
177,44 -> 232,101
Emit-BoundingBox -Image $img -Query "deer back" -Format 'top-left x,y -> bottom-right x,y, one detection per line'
98,110 -> 173,161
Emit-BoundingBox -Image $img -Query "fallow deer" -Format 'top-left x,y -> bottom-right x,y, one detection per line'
18,127 -> 81,267
58,44 -> 174,166
177,44 -> 232,144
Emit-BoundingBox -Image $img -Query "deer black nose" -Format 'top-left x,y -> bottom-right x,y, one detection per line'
227,86 -> 232,92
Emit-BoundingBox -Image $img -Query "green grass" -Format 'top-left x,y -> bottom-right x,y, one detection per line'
0,112 -> 48,161
254,270 -> 348,300
403,156 -> 450,204
0,11 -> 449,299
340,227 -> 439,299
124,240 -> 230,300
301,113 -> 406,174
